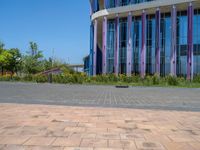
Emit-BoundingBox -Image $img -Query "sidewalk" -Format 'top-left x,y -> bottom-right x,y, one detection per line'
0,103 -> 200,150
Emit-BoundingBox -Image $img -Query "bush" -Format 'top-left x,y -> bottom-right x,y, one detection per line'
152,74 -> 160,85
23,74 -> 34,81
145,75 -> 152,86
12,76 -> 21,81
33,75 -> 48,83
166,75 -> 179,86
194,75 -> 200,83
0,75 -> 11,81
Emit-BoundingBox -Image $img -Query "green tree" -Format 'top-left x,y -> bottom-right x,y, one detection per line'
0,50 -> 12,75
22,42 -> 44,74
6,48 -> 22,76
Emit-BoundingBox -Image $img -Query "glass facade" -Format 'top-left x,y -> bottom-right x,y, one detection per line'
132,16 -> 141,74
160,13 -> 171,76
194,9 -> 200,75
107,20 -> 115,73
119,18 -> 127,74
146,15 -> 156,75
106,0 -> 155,8
177,11 -> 188,77
89,1 -> 200,78
107,0 -> 115,8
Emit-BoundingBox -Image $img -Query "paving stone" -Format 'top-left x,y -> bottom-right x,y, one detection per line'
24,137 -> 56,146
52,137 -> 81,147
189,142 -> 200,150
168,134 -> 197,142
64,147 -> 93,150
0,136 -> 30,145
94,148 -> 123,150
80,139 -> 108,148
135,140 -> 165,150
163,142 -> 196,150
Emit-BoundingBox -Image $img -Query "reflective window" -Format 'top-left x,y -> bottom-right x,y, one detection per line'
146,15 -> 156,75
119,18 -> 127,74
194,9 -> 200,75
106,0 -> 155,8
107,20 -> 115,73
107,0 -> 115,8
160,13 -> 171,76
119,0 -> 129,6
177,11 -> 187,77
132,16 -> 141,74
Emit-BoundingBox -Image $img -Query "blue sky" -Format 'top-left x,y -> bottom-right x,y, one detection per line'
0,0 -> 90,64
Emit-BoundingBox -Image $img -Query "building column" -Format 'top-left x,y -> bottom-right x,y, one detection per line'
102,16 -> 107,74
171,5 -> 177,76
127,12 -> 133,76
187,3 -> 194,80
155,8 -> 161,75
93,19 -> 98,76
141,10 -> 146,78
115,15 -> 120,75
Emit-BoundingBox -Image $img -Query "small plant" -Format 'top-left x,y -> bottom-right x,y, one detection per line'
152,74 -> 160,85
166,75 -> 179,86
193,74 -> 200,83
34,75 -> 48,83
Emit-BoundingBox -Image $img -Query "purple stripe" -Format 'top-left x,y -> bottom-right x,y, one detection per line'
187,3 -> 193,80
171,5 -> 177,76
127,12 -> 132,76
155,9 -> 161,75
115,15 -> 119,75
93,19 -> 97,76
102,17 -> 107,74
141,10 -> 146,78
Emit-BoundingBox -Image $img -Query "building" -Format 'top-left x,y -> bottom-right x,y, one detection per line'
83,55 -> 90,75
87,0 -> 200,80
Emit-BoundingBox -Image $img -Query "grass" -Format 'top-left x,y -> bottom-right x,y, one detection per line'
0,74 -> 200,88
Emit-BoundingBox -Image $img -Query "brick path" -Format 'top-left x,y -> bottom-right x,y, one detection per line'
0,82 -> 200,111
0,104 -> 200,150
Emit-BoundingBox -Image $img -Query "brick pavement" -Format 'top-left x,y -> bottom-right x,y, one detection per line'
0,104 -> 200,150
0,82 -> 200,111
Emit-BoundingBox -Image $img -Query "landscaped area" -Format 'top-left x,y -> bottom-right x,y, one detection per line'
1,74 -> 200,88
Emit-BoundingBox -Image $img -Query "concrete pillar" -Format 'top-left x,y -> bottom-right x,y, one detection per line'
102,16 -> 107,74
187,3 -> 194,80
93,19 -> 98,76
115,14 -> 120,75
141,10 -> 146,78
155,8 -> 161,75
171,5 -> 177,76
127,12 -> 133,76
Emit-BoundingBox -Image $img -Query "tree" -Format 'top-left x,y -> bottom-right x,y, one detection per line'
0,50 -> 12,75
6,48 -> 22,76
22,42 -> 44,74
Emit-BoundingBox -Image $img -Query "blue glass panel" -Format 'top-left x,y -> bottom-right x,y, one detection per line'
107,20 -> 115,73
119,18 -> 127,74
194,9 -> 200,75
160,13 -> 171,76
132,17 -> 141,74
177,11 -> 187,77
